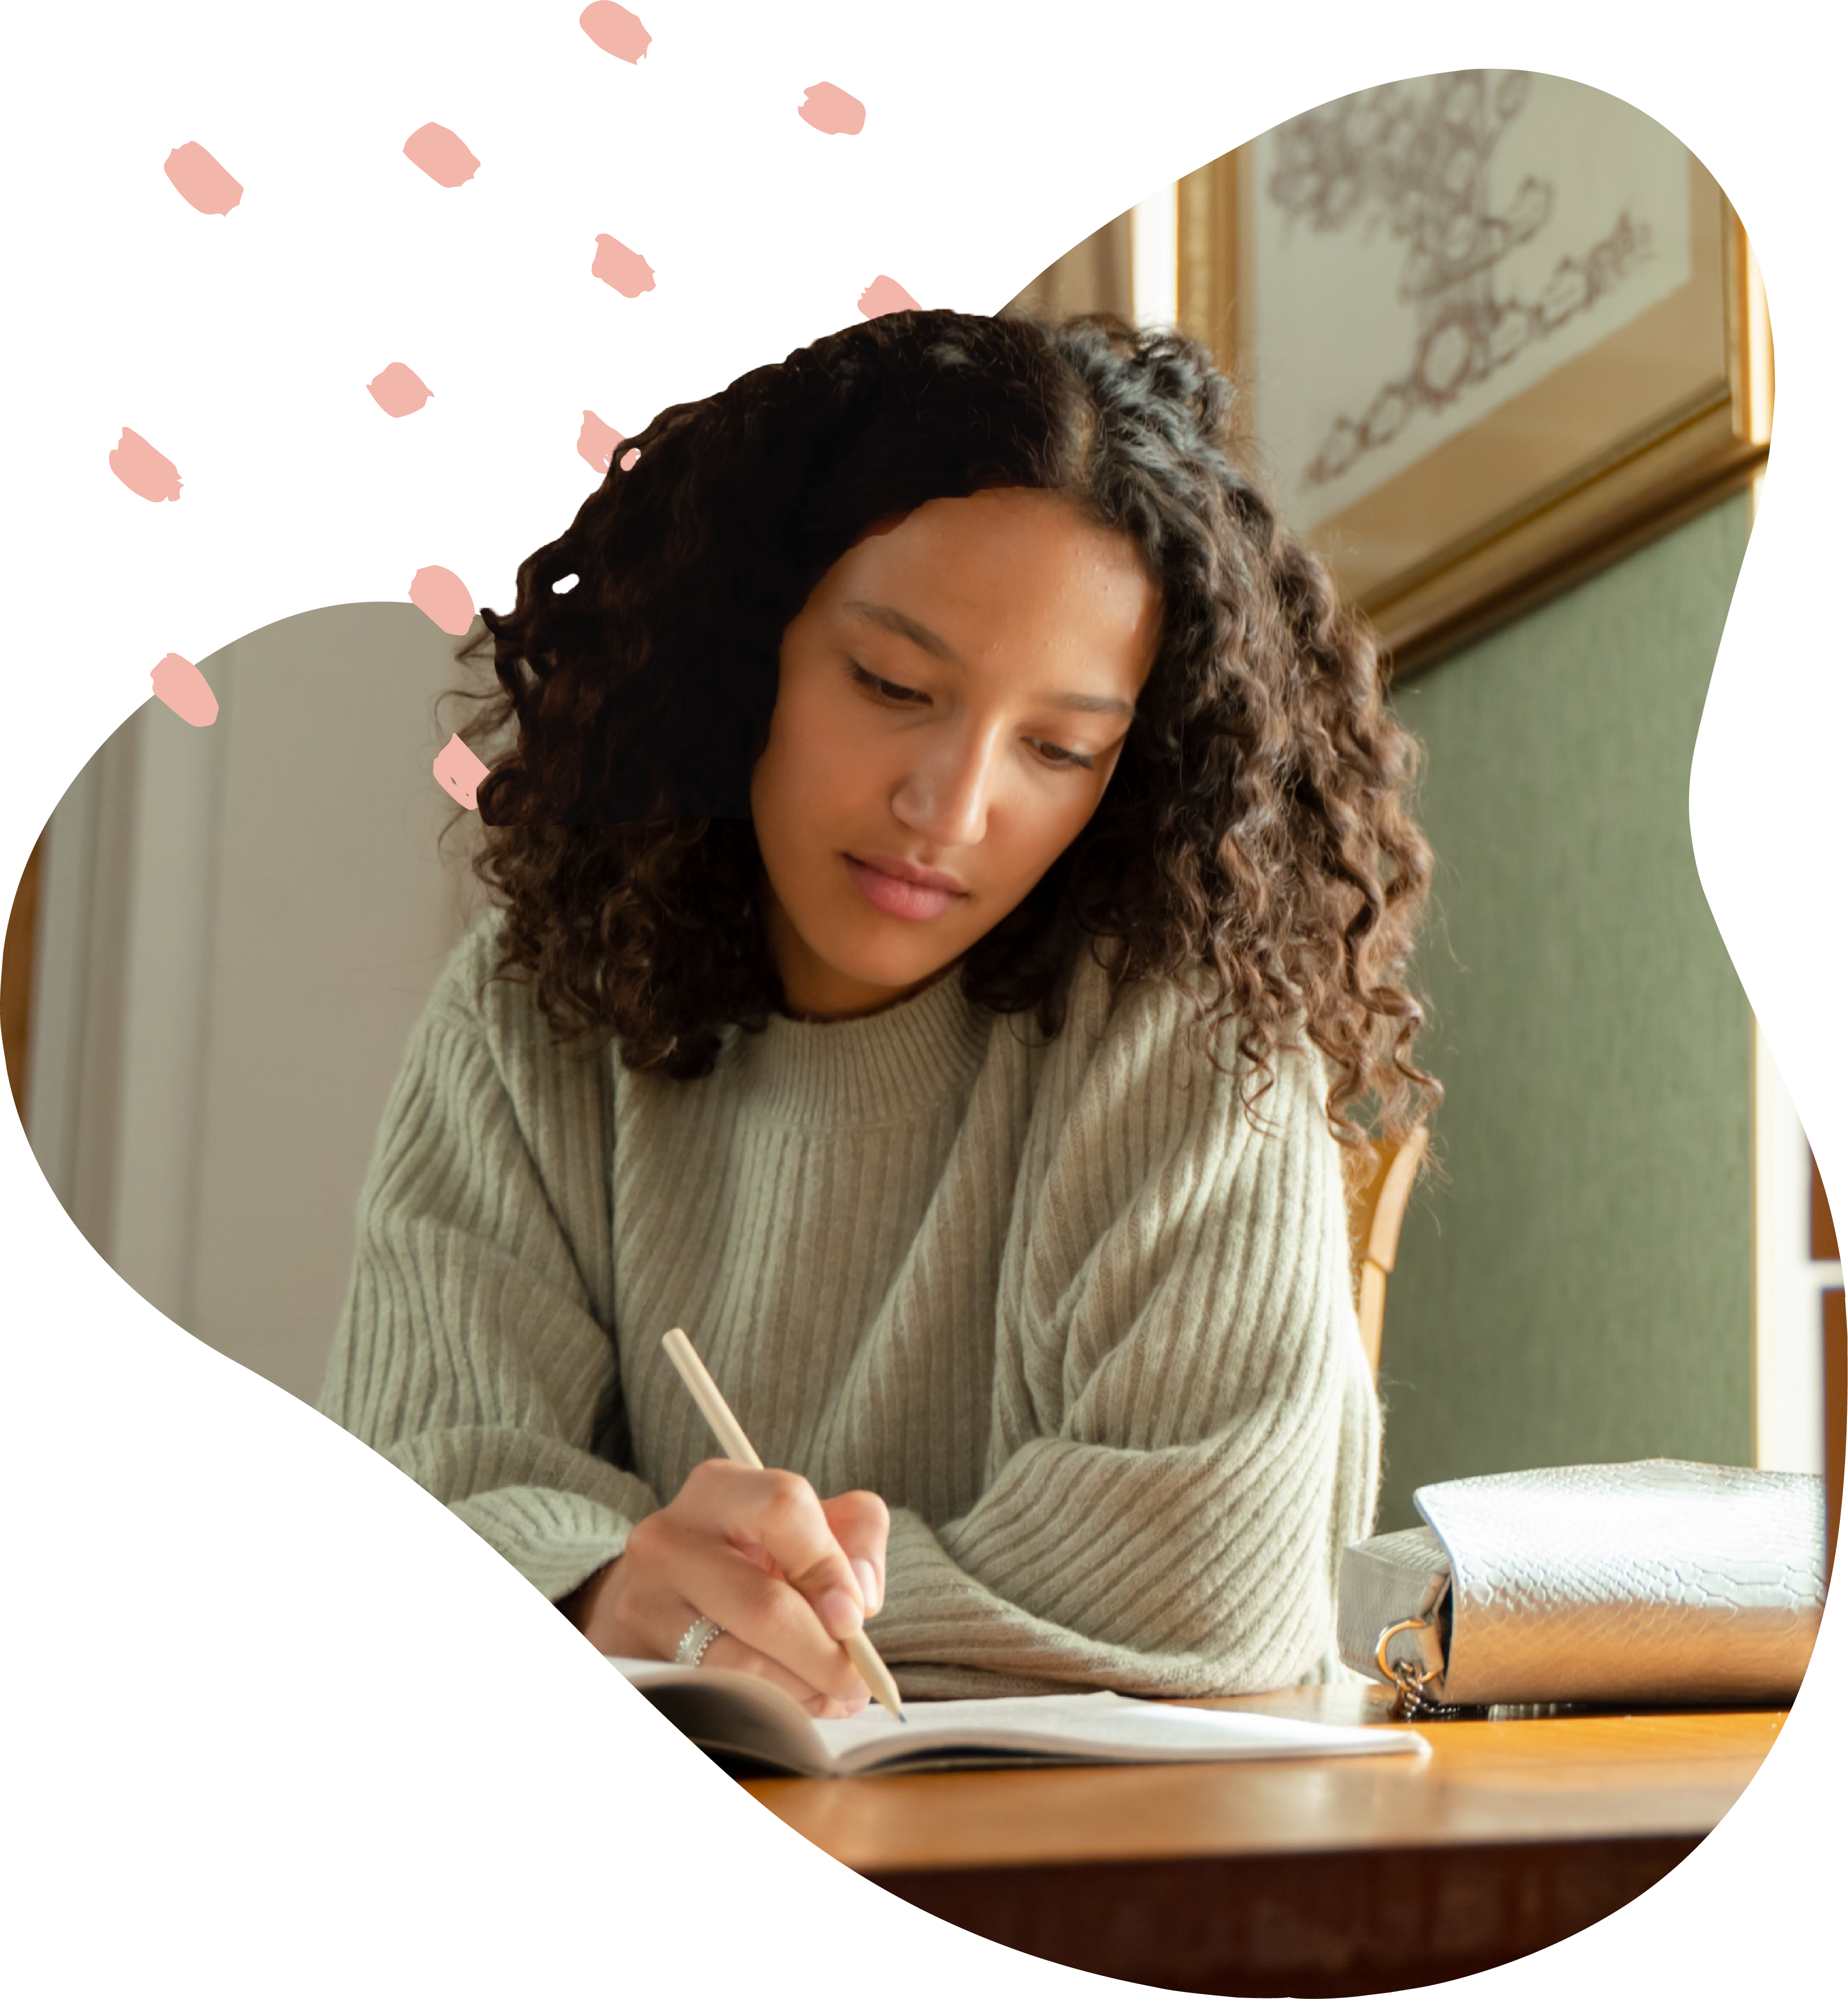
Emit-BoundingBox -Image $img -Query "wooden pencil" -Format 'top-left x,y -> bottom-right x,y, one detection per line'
660,1325 -> 907,1722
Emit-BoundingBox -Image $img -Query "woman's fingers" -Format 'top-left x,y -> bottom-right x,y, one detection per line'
609,1462 -> 894,1710
646,1493 -> 865,1703
820,1489 -> 890,1616
686,1542 -> 866,1702
698,1630 -> 870,1718
677,1461 -> 870,1637
617,1536 -> 850,1701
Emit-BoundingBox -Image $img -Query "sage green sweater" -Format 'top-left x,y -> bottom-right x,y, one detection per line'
320,919 -> 1381,1698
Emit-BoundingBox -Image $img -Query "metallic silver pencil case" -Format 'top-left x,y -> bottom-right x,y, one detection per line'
1337,1460 -> 1827,1715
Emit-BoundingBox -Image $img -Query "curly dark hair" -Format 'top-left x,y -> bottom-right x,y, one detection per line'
449,308 -> 1438,1148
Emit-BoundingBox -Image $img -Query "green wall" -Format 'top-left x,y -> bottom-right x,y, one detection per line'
1377,492 -> 1756,1531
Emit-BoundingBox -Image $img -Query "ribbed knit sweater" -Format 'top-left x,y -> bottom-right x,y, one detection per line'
320,919 -> 1381,1698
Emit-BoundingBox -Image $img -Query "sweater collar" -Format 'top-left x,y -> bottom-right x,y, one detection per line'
726,967 -> 994,1126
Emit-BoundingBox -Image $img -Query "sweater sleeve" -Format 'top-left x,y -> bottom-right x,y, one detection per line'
872,970 -> 1382,1700
318,922 -> 659,1604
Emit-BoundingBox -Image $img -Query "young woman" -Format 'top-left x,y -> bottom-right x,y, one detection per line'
319,309 -> 1436,1715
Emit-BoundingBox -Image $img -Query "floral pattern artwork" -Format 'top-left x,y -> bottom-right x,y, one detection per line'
1257,71 -> 1674,508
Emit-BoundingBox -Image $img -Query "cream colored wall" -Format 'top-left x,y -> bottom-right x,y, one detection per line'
29,603 -> 485,1404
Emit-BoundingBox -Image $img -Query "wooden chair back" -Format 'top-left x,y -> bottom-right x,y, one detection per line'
1347,1124 -> 1430,1381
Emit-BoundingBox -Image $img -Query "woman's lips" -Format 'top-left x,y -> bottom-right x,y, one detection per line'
845,856 -> 965,922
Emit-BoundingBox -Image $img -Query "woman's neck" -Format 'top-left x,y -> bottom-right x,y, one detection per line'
763,886 -> 961,1022
773,957 -> 960,1024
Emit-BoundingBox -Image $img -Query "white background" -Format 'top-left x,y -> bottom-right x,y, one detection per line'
3,4 -> 1842,1992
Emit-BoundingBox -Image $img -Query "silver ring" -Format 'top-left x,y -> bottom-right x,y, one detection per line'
674,1614 -> 724,1669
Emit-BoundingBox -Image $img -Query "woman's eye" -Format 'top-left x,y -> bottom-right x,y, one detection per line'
849,661 -> 927,705
849,662 -> 1095,770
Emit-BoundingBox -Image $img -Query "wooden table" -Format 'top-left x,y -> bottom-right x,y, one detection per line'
743,1685 -> 1784,1995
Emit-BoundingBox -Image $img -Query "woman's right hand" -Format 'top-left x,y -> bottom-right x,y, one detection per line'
564,1460 -> 891,1717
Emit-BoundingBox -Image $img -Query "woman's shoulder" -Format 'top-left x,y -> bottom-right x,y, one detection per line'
1054,937 -> 1330,1114
420,910 -> 608,1087
1008,945 -> 1350,1303
422,911 -> 519,1036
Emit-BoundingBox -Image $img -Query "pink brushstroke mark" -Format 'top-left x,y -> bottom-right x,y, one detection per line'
367,363 -> 434,417
433,733 -> 491,810
592,234 -> 655,297
619,447 -> 640,471
109,428 -> 182,502
150,654 -> 217,727
164,142 -> 243,215
578,410 -> 624,473
580,2 -> 651,61
403,123 -> 480,187
858,276 -> 921,319
410,566 -> 476,636
798,83 -> 866,136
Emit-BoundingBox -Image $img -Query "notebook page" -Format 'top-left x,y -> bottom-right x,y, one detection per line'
810,1690 -> 1431,1776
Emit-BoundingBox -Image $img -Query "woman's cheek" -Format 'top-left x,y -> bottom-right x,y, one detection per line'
796,685 -> 867,792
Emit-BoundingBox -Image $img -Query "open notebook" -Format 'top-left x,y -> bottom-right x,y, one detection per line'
607,1657 -> 1431,1777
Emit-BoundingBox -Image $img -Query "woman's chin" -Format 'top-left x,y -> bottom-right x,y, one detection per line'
807,907 -> 961,976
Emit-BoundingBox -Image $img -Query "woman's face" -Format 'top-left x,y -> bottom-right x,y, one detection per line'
750,486 -> 1161,1021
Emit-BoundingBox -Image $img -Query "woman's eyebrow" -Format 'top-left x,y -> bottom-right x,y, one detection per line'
841,599 -> 1138,719
844,599 -> 963,664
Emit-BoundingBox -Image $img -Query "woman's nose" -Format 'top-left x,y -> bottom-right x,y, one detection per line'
890,728 -> 1001,849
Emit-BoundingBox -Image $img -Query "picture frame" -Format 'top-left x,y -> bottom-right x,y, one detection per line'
1178,73 -> 1773,675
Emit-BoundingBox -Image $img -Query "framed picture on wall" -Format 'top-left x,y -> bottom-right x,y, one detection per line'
1178,70 -> 1774,673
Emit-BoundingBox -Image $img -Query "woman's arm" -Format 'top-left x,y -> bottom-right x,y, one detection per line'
321,924 -> 894,1713
872,981 -> 1382,1699
319,924 -> 657,1604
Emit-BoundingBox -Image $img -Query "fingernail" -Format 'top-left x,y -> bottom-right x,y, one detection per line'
817,1587 -> 864,1642
853,1559 -> 882,1616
